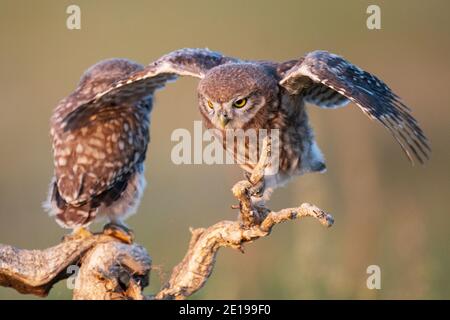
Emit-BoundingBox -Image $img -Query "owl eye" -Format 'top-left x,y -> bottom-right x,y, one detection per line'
233,98 -> 247,108
207,100 -> 214,109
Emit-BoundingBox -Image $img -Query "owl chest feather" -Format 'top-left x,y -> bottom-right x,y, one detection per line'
267,94 -> 314,175
212,93 -> 315,175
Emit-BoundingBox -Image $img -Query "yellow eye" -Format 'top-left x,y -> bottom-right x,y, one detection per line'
207,100 -> 214,109
233,98 -> 247,108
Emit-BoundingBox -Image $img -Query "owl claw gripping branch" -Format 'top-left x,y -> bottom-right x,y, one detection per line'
44,48 -> 429,237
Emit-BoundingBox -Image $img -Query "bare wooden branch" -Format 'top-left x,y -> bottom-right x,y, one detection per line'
232,136 -> 272,227
73,240 -> 151,300
0,236 -> 98,296
0,136 -> 334,299
0,234 -> 151,299
155,203 -> 332,300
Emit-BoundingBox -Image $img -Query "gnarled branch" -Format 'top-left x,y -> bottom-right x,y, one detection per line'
156,202 -> 333,300
0,234 -> 151,299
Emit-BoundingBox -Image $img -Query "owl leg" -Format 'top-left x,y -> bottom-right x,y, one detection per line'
103,221 -> 134,244
242,171 -> 268,211
99,170 -> 144,244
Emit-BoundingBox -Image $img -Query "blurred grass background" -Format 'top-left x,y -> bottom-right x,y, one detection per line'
0,0 -> 449,299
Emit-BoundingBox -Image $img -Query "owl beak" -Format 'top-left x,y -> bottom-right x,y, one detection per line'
219,114 -> 230,129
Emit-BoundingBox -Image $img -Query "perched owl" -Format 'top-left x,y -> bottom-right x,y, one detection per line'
61,48 -> 430,203
44,58 -> 155,237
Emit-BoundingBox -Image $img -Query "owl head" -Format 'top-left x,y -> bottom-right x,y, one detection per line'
197,63 -> 278,130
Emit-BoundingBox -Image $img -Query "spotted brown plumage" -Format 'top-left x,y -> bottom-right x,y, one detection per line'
62,49 -> 237,130
45,59 -> 153,229
63,48 -> 430,205
279,50 -> 430,163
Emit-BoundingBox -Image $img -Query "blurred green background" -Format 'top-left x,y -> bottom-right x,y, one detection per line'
0,0 -> 449,299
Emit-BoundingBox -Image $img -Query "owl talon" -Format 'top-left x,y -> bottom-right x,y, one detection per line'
103,223 -> 134,244
243,171 -> 265,197
63,227 -> 93,242
249,179 -> 265,198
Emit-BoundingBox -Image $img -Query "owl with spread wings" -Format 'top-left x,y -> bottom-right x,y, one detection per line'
53,48 -> 429,233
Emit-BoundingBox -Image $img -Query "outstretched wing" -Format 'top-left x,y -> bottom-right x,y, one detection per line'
279,50 -> 430,164
63,48 -> 237,131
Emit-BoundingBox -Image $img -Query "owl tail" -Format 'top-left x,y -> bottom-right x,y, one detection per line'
43,181 -> 97,229
54,205 -> 97,229
43,173 -> 132,229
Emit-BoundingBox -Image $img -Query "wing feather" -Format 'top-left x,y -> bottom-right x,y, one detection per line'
279,50 -> 430,164
63,48 -> 237,131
